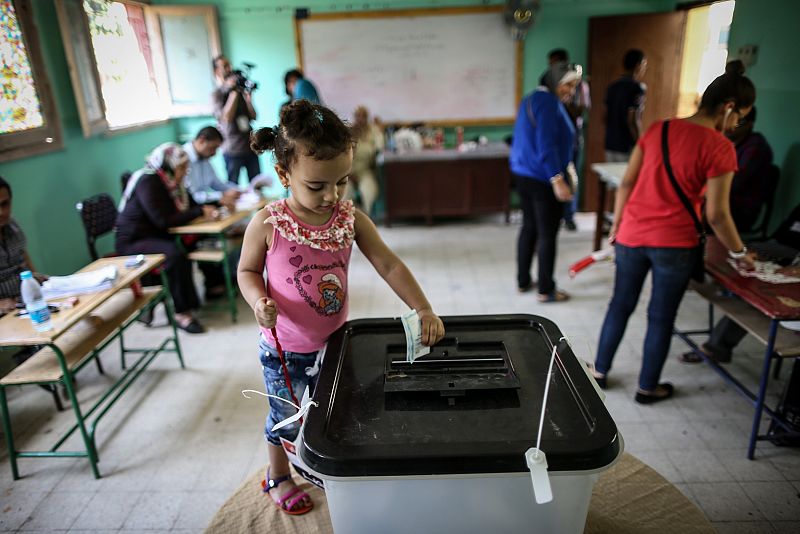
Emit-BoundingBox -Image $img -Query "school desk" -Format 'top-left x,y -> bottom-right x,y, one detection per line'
380,143 -> 511,226
169,198 -> 267,322
0,255 -> 184,479
674,236 -> 800,458
590,162 -> 627,251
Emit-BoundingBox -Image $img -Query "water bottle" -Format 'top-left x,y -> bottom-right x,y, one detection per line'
20,270 -> 52,332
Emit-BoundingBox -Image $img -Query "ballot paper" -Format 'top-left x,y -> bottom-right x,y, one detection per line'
42,265 -> 117,299
401,309 -> 430,363
726,259 -> 800,284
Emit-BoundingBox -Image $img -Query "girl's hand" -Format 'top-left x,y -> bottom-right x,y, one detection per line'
418,308 -> 445,346
254,297 -> 278,328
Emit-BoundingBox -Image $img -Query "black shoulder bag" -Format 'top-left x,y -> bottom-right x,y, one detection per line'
661,120 -> 706,283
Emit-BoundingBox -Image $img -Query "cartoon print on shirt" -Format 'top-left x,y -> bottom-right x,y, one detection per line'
292,261 -> 347,316
318,274 -> 344,315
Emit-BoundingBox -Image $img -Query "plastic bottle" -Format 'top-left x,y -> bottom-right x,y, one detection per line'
20,270 -> 52,332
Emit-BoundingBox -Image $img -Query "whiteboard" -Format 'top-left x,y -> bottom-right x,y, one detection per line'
298,8 -> 520,125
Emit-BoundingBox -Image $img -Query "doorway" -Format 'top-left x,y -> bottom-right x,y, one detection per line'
582,1 -> 736,212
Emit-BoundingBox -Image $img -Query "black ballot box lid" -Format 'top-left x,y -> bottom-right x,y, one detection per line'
300,314 -> 620,477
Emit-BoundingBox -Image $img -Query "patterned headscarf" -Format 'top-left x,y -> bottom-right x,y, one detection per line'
119,143 -> 190,213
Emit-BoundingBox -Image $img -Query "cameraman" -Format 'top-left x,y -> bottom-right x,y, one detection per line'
212,55 -> 260,184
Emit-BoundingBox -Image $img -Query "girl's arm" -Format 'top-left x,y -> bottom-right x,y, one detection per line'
353,210 -> 445,345
706,173 -> 756,269
608,144 -> 643,242
237,209 -> 278,328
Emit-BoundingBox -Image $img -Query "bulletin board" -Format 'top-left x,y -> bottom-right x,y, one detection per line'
295,6 -> 522,126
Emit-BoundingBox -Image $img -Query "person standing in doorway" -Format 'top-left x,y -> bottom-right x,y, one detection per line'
212,55 -> 261,185
604,49 -> 647,162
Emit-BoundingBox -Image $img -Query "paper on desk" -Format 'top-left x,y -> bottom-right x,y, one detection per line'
235,191 -> 262,211
42,265 -> 117,299
401,309 -> 430,363
726,259 -> 800,284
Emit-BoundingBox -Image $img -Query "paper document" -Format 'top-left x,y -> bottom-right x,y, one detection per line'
401,309 -> 430,363
42,265 -> 118,299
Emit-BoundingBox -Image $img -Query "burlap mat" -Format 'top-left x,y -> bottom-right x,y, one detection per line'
206,453 -> 713,534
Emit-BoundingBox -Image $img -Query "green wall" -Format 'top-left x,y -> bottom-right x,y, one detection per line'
8,0 -> 795,275
0,2 -> 177,274
727,0 -> 800,231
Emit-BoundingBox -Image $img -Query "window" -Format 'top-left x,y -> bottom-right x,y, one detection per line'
0,0 -> 63,162
56,0 -> 220,136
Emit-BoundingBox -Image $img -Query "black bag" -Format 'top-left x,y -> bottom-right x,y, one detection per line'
662,121 -> 706,283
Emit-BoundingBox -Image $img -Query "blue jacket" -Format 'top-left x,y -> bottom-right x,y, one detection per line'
510,89 -> 575,182
293,78 -> 321,104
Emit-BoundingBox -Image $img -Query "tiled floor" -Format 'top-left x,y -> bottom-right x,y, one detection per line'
1,213 -> 799,533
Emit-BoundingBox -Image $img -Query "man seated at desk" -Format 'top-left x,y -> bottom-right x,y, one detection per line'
183,126 -> 241,211
682,203 -> 800,364
0,176 -> 38,313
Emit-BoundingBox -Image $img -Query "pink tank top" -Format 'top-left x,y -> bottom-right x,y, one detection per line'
262,199 -> 355,353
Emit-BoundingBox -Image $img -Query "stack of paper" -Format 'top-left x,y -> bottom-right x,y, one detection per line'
42,265 -> 118,299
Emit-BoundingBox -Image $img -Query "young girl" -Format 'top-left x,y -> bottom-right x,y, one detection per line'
238,101 -> 445,515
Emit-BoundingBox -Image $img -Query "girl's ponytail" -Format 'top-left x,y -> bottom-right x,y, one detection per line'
250,126 -> 279,155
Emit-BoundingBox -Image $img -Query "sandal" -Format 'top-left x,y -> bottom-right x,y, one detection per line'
591,371 -> 607,390
262,470 -> 314,515
537,290 -> 570,303
635,383 -> 674,405
679,346 -> 731,364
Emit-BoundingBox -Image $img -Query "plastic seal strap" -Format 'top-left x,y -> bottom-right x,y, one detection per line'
241,390 -> 318,431
525,341 -> 560,505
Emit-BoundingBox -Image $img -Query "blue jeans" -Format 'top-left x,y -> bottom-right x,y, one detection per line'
259,336 -> 319,446
224,151 -> 260,184
594,244 -> 696,390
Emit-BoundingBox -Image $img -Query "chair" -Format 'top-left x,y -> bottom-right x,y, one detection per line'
745,164 -> 780,241
76,193 -> 118,261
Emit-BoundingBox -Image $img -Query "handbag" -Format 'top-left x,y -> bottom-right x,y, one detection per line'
661,121 -> 706,283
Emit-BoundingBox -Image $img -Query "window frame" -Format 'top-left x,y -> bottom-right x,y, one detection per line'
55,0 -> 220,137
0,0 -> 64,162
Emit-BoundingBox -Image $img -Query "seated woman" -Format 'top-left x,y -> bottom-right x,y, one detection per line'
345,106 -> 384,217
116,143 -> 220,333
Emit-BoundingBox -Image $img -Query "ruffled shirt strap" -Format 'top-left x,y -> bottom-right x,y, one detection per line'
266,199 -> 355,252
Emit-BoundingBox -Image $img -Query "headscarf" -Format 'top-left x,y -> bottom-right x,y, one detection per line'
540,62 -> 581,94
119,142 -> 190,213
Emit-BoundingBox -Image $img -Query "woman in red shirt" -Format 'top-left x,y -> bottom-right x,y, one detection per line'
592,70 -> 757,404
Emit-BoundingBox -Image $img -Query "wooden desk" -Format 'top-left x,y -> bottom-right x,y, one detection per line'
674,237 -> 800,458
380,144 -> 511,226
0,255 -> 184,479
590,162 -> 626,251
169,198 -> 267,322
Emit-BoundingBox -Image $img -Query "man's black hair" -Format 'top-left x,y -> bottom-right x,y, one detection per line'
195,126 -> 223,142
284,69 -> 304,86
623,49 -> 645,71
0,176 -> 10,198
548,49 -> 568,62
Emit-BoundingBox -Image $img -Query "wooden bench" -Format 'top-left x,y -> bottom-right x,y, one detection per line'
0,255 -> 184,479
1,288 -> 161,386
690,280 -> 800,358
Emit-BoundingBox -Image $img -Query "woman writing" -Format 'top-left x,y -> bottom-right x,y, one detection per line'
592,70 -> 757,403
510,62 -> 581,302
116,143 -> 221,333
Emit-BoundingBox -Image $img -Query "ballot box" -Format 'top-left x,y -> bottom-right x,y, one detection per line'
299,315 -> 622,534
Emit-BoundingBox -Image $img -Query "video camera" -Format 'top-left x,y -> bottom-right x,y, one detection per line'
230,62 -> 258,93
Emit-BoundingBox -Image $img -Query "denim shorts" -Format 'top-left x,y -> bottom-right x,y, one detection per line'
259,336 -> 320,446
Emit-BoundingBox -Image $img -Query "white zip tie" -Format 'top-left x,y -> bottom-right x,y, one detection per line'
535,339 -> 562,456
241,389 -> 319,431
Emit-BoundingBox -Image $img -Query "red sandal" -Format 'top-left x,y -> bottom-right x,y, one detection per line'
262,470 -> 314,516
